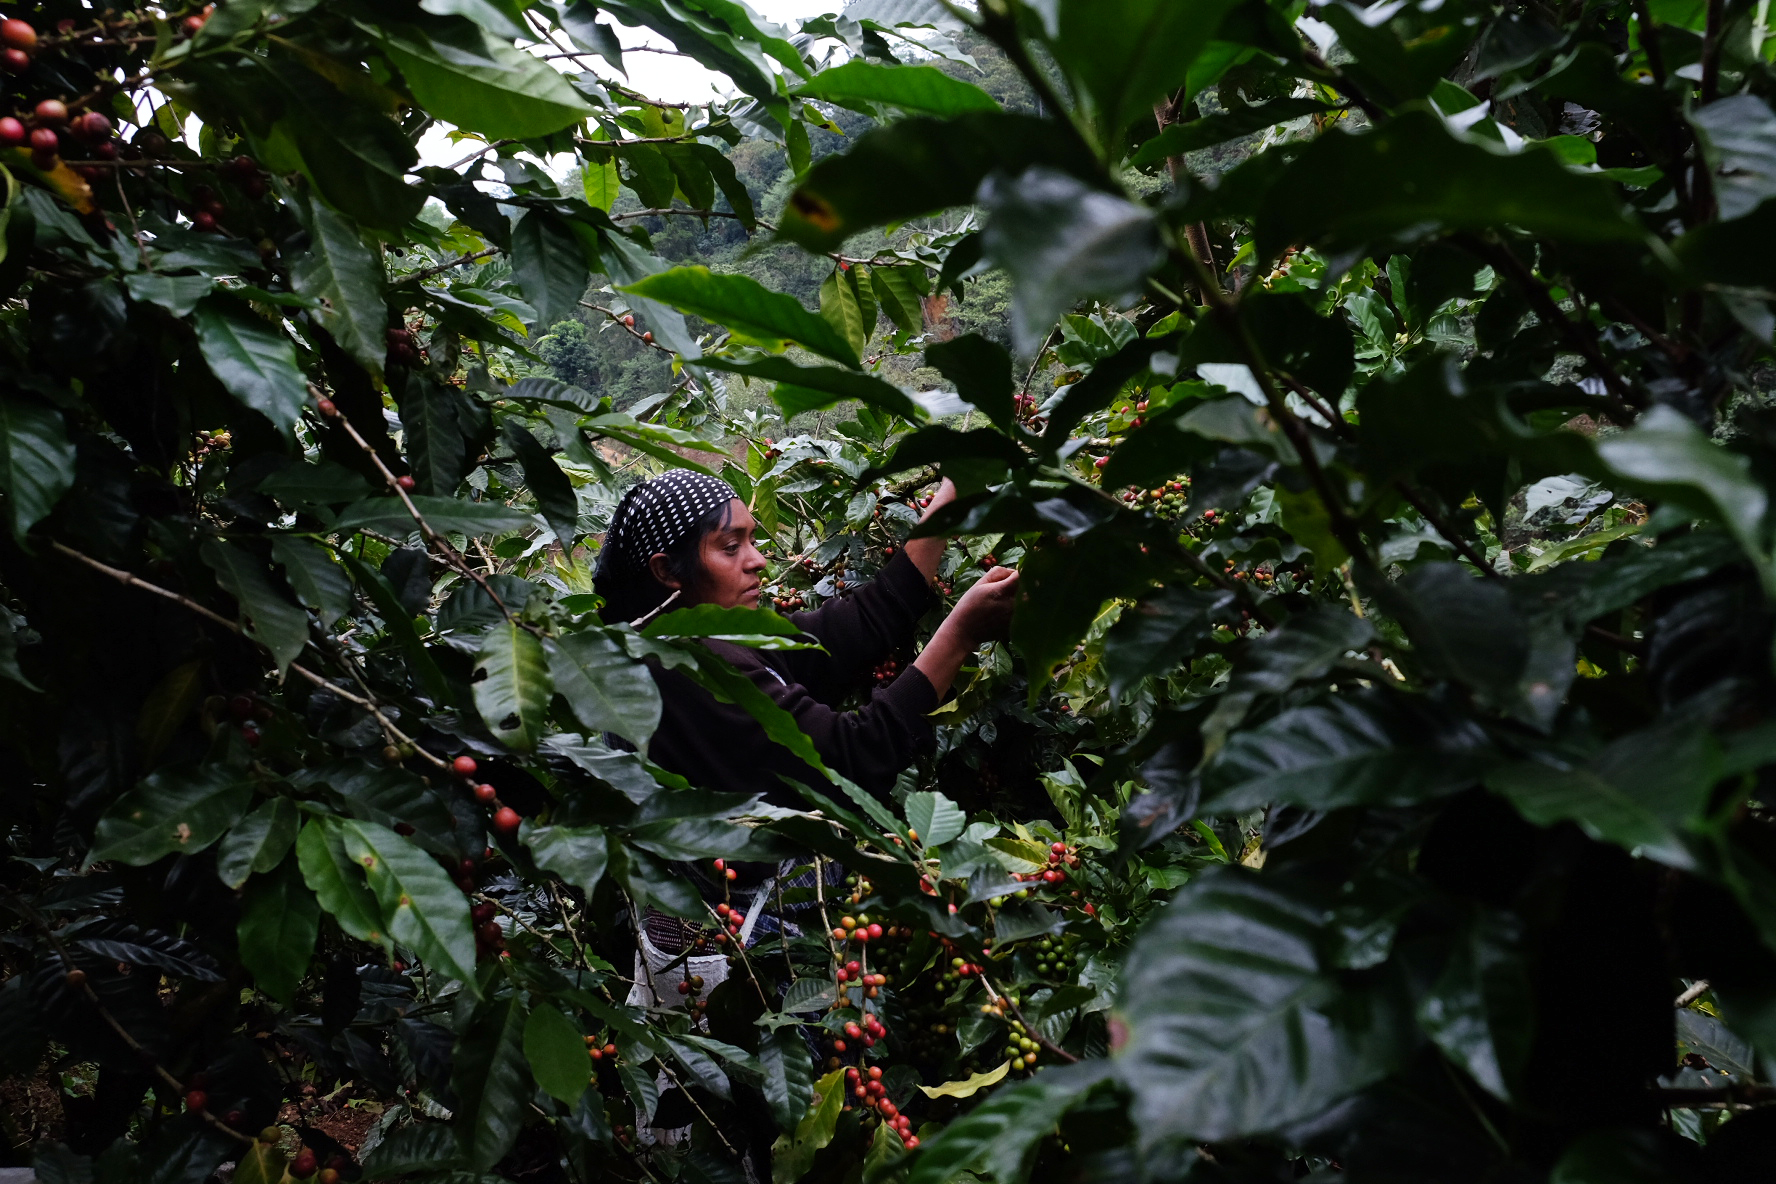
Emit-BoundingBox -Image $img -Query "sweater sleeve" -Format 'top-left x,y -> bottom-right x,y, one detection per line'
778,549 -> 938,706
648,641 -> 939,803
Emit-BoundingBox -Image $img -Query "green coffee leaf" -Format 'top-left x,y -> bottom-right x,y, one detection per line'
292,192 -> 387,374
1118,869 -> 1411,1144
521,821 -> 609,898
904,791 -> 965,847
623,267 -> 861,367
0,393 -> 74,540
200,539 -> 310,673
333,494 -> 534,538
337,817 -> 479,986
374,16 -> 594,139
545,630 -> 661,744
89,763 -> 254,866
192,296 -> 311,440
524,1001 -> 591,1105
511,209 -> 592,332
473,620 -> 553,751
238,855 -> 320,1002
216,796 -> 300,890
793,59 -> 999,115
904,1061 -> 1113,1184
295,815 -> 388,949
454,993 -> 530,1170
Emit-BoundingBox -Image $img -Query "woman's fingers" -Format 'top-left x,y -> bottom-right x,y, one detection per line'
919,478 -> 958,520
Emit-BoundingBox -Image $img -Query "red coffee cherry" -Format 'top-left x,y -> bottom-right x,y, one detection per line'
33,98 -> 67,126
452,755 -> 477,776
492,806 -> 520,834
1,18 -> 38,51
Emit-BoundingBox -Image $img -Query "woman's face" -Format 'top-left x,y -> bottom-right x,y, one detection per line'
654,498 -> 767,609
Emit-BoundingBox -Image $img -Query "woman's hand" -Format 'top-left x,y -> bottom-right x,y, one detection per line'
918,478 -> 957,522
949,565 -> 1018,643
911,564 -> 1020,698
904,478 -> 957,581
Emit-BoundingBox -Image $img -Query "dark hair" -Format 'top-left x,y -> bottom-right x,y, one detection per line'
595,499 -> 733,624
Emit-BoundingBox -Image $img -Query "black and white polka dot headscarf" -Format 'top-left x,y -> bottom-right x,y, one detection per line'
598,470 -> 738,578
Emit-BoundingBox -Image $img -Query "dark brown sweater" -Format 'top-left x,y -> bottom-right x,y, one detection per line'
644,549 -> 940,808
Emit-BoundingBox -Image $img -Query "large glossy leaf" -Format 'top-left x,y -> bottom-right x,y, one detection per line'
1690,94 -> 1776,221
793,59 -> 999,115
623,267 -> 860,367
333,494 -> 533,538
200,540 -> 309,674
503,421 -> 579,546
295,815 -> 388,949
374,16 -> 594,139
1597,405 -> 1769,565
759,1027 -> 815,1130
1484,716 -> 1718,871
1204,607 -> 1375,746
771,1068 -> 846,1184
238,855 -> 320,1002
257,56 -> 424,230
337,817 -> 480,986
0,393 -> 74,539
904,791 -> 965,847
926,335 -> 1015,430
216,797 -> 300,889
74,921 -> 223,981
396,375 -> 473,498
1256,110 -> 1641,261
1013,525 -> 1160,691
904,1062 -> 1114,1184
525,1001 -> 590,1105
511,209 -> 592,332
642,604 -> 811,646
980,166 -> 1163,351
1198,693 -> 1495,816
1102,585 -> 1240,699
270,535 -> 356,627
695,354 -> 923,421
775,113 -> 1100,253
545,630 -> 661,743
192,297 -> 310,439
292,193 -> 386,374
473,620 -> 553,751
1117,868 -> 1412,1144
89,763 -> 254,866
521,821 -> 609,898
1410,908 -> 1532,1102
454,993 -> 530,1170
1131,99 -> 1328,167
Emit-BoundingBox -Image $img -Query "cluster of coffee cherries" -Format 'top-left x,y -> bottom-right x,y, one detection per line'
829,912 -> 913,945
757,436 -> 783,461
1014,840 -> 1077,888
834,958 -> 889,999
584,1033 -> 620,1068
824,1006 -> 889,1064
190,428 -> 232,463
999,1017 -> 1046,1074
1012,390 -> 1046,430
226,691 -> 272,748
1026,935 -> 1081,982
1222,558 -> 1276,587
1120,478 -> 1190,520
450,754 -> 523,836
770,589 -> 808,612
870,655 -> 903,685
674,972 -> 709,1014
180,1072 -> 249,1129
845,1064 -> 919,1150
386,324 -> 424,368
0,96 -> 115,176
